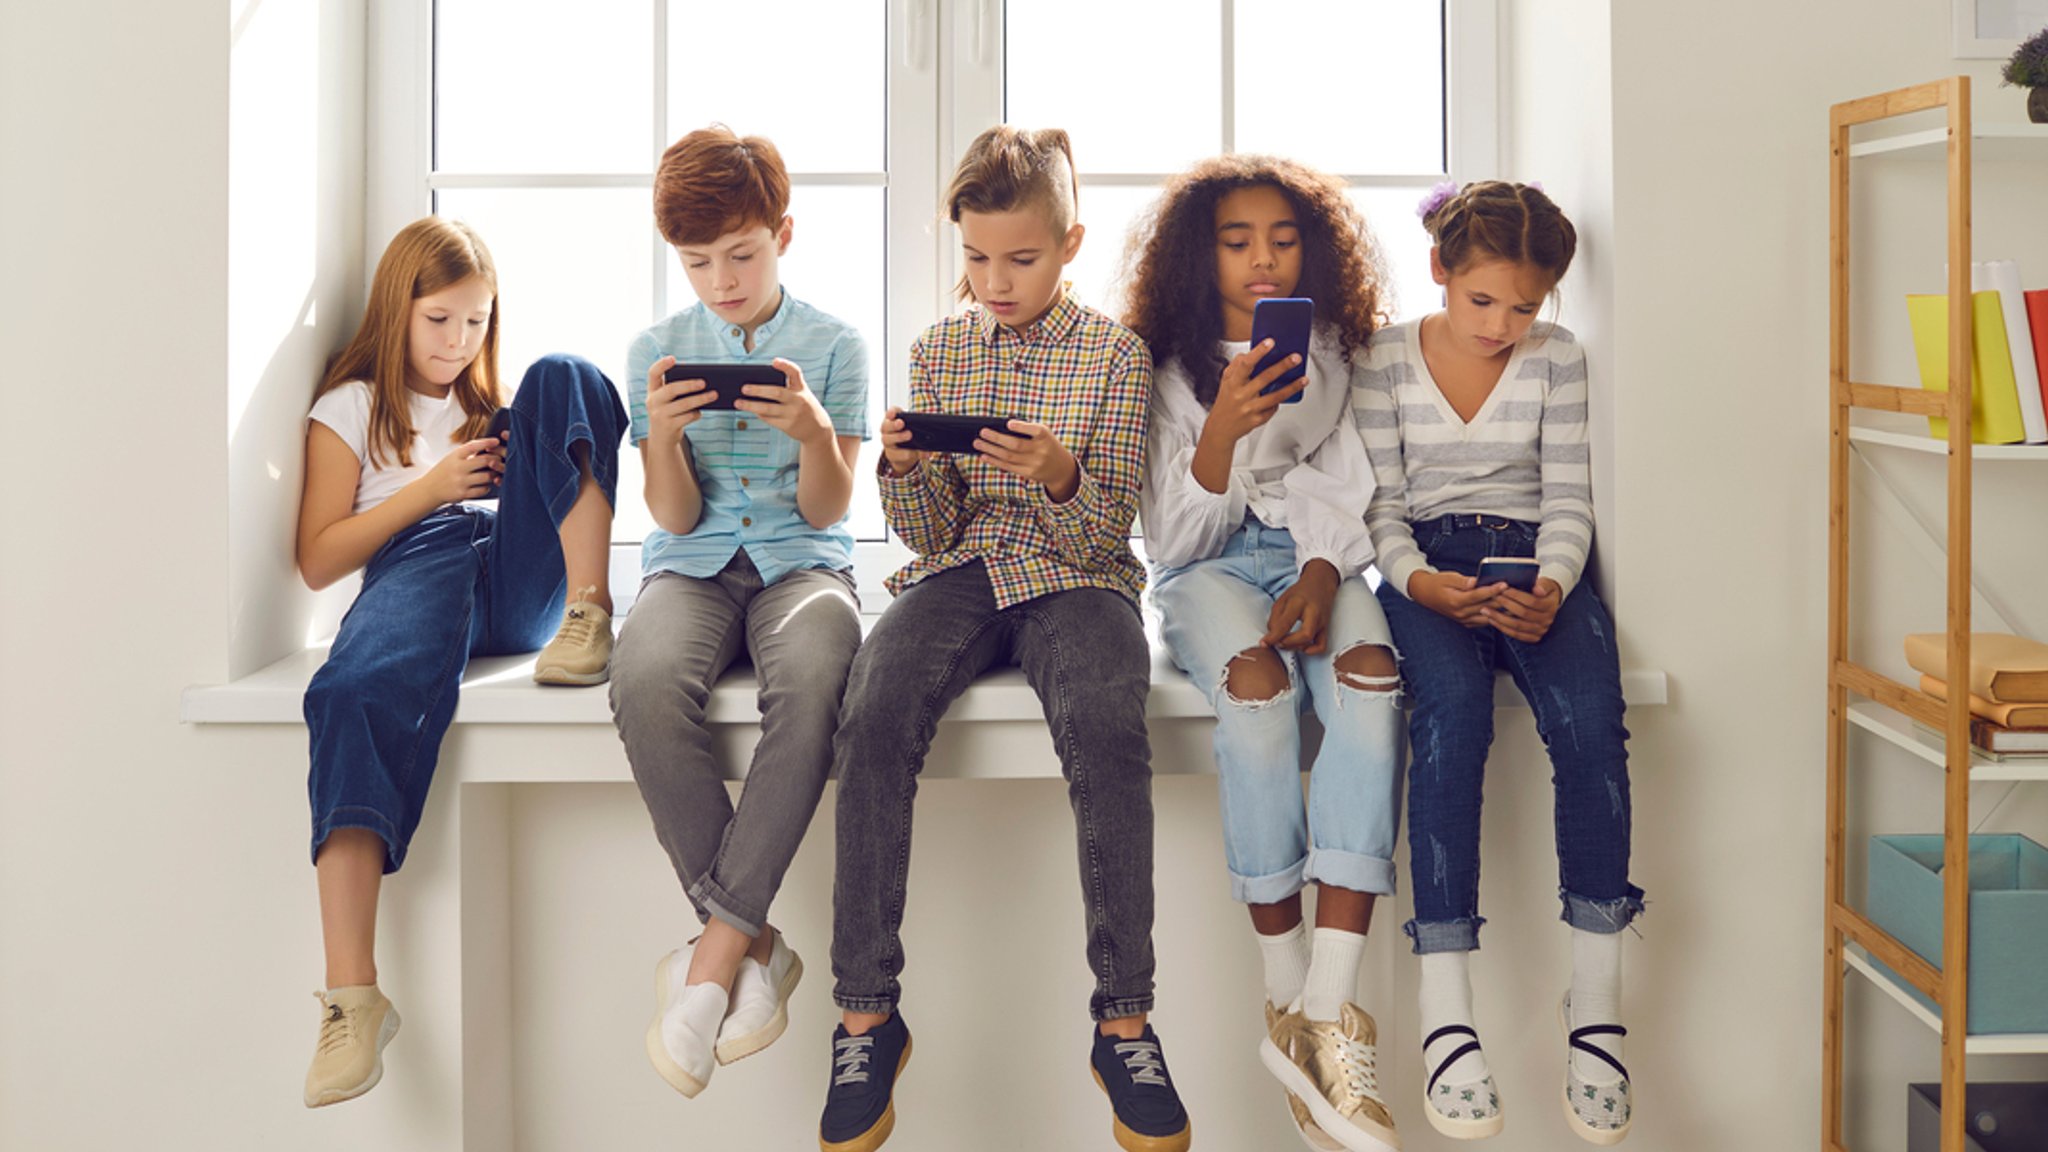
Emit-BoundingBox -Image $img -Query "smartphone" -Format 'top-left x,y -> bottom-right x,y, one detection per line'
474,407 -> 516,498
1476,557 -> 1540,592
1251,296 -> 1313,403
896,411 -> 1020,455
662,362 -> 787,411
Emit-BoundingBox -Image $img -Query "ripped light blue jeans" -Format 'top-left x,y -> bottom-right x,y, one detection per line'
1376,514 -> 1644,954
1154,518 -> 1404,905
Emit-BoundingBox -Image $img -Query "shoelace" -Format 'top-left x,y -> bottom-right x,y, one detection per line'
1116,1041 -> 1169,1088
1332,1031 -> 1385,1105
555,608 -> 601,647
832,1035 -> 876,1086
314,994 -> 356,1057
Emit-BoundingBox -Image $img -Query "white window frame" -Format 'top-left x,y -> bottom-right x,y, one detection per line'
367,0 -> 1497,603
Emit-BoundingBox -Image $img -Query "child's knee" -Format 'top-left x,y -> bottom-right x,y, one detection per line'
1334,643 -> 1400,692
1222,647 -> 1290,706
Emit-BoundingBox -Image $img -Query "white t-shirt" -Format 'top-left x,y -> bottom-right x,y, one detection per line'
308,380 -> 473,515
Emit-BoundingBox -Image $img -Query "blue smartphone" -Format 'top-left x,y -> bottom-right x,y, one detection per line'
1476,557 -> 1540,592
1251,297 -> 1313,404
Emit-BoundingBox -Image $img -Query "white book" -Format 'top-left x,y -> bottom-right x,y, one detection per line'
1973,260 -> 2047,444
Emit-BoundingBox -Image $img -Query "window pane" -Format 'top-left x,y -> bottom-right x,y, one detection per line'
1349,186 -> 1438,322
663,185 -> 889,541
1234,1 -> 1443,174
1064,183 -> 1165,322
666,0 -> 885,173
1007,1 -> 1222,174
435,188 -> 653,540
438,0 -> 652,173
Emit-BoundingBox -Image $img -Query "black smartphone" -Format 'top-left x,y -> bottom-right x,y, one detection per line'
1476,557 -> 1540,592
475,407 -> 515,497
663,362 -> 788,411
1251,296 -> 1313,403
896,411 -> 1020,455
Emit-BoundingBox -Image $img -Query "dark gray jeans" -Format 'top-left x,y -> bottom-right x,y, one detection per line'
609,552 -> 862,937
830,562 -> 1157,1022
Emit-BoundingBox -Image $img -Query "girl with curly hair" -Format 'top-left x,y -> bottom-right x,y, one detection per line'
1127,155 -> 1402,1152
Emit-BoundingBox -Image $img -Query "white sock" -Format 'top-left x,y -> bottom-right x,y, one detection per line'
1257,922 -> 1311,1011
1301,928 -> 1367,1021
1569,928 -> 1625,1082
1419,951 -> 1491,1087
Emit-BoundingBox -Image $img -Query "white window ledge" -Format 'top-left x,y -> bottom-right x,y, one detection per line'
183,621 -> 1669,781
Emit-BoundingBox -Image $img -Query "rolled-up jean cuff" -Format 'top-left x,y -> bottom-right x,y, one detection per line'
687,876 -> 765,940
833,993 -> 898,1015
1093,995 -> 1156,1023
311,808 -> 407,873
1560,885 -> 1646,935
1230,858 -> 1309,905
1303,847 -> 1397,898
1403,916 -> 1486,955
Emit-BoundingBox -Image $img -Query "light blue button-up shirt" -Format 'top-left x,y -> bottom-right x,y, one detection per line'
625,290 -> 871,584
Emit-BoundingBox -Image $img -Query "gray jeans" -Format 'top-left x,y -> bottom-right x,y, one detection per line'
609,552 -> 862,937
830,562 -> 1157,1022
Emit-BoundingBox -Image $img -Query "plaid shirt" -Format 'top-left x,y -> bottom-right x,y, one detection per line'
881,289 -> 1152,609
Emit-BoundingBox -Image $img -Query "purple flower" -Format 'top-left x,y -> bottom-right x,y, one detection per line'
2005,27 -> 2048,87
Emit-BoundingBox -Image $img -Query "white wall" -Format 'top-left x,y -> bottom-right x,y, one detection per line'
1603,3 -> 2048,1151
4,1 -> 2046,1149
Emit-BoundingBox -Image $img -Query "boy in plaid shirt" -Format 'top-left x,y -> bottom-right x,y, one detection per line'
818,126 -> 1189,1152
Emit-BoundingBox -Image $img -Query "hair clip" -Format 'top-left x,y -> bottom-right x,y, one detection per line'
1525,180 -> 1545,193
1416,180 -> 1460,222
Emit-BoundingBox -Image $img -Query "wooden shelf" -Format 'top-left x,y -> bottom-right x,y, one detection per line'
1844,945 -> 2048,1056
1848,123 -> 2048,158
1849,423 -> 2048,461
1845,701 -> 2048,782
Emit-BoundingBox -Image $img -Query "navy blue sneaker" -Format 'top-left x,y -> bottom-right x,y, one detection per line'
1090,1024 -> 1193,1152
819,1013 -> 911,1152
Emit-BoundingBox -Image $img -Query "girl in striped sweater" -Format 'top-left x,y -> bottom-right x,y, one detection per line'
1352,181 -> 1641,1145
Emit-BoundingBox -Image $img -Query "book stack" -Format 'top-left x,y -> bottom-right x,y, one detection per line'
1906,261 -> 2048,445
1905,632 -> 2048,760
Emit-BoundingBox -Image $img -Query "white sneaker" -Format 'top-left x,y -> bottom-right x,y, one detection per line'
646,949 -> 725,1097
717,930 -> 803,1065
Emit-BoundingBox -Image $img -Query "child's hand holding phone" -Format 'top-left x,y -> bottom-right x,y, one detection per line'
1481,577 -> 1563,643
1202,339 -> 1306,449
879,406 -> 927,477
735,358 -> 835,447
645,356 -> 723,445
974,420 -> 1080,502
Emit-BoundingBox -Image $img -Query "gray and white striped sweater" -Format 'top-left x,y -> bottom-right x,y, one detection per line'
1350,318 -> 1595,598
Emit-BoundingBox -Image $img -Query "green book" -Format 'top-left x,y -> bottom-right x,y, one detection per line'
1906,291 -> 2027,445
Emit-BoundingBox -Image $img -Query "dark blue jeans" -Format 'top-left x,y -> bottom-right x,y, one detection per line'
305,354 -> 626,871
830,562 -> 1158,1022
1375,515 -> 1643,954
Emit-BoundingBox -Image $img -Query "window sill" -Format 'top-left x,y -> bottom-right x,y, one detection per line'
183,618 -> 1669,781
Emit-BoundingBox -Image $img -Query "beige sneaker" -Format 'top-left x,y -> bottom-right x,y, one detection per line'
533,586 -> 613,685
1260,1002 -> 1402,1152
304,985 -> 401,1108
1267,1002 -> 1345,1151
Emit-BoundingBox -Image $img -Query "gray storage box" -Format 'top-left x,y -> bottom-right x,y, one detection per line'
1907,1082 -> 2048,1152
1868,834 -> 2048,1034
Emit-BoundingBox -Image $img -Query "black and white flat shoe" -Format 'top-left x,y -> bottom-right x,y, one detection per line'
1421,1024 -> 1503,1139
1561,994 -> 1632,1145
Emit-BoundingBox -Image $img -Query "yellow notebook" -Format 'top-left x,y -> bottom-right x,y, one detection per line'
1905,291 -> 2026,445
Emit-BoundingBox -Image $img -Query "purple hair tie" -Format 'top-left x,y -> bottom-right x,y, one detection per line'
1526,180 -> 1545,193
1416,180 -> 1459,222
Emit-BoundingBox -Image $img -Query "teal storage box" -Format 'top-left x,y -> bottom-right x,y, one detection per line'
1868,834 -> 2048,1035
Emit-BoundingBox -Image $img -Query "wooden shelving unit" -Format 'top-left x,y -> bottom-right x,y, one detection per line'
1823,76 -> 2047,1152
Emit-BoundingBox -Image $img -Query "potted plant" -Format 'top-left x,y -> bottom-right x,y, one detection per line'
2005,26 -> 2048,123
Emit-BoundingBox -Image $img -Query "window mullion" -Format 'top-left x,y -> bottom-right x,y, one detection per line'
651,0 -> 668,323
